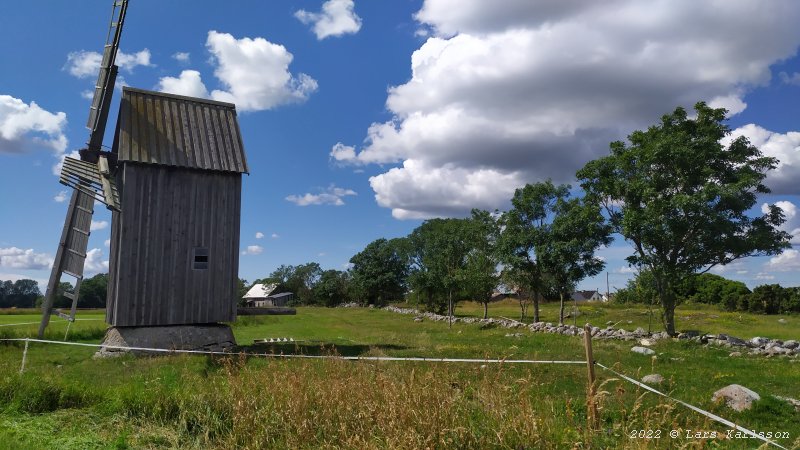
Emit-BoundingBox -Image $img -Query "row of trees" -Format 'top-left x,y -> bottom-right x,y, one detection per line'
616,272 -> 800,314
247,102 -> 792,335
251,186 -> 611,327
0,274 -> 108,309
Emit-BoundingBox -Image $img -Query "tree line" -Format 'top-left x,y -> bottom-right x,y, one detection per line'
0,274 -> 107,309
249,102 -> 793,335
616,271 -> 800,315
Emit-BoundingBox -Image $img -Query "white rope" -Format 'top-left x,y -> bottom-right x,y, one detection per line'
596,362 -> 787,450
0,319 -> 102,327
0,337 -> 586,365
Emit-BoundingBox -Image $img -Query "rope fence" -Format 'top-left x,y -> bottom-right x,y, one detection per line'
0,328 -> 789,449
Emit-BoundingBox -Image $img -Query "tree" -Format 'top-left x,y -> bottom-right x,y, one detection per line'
748,284 -> 788,314
578,102 -> 791,335
539,195 -> 611,325
8,279 -> 42,308
460,210 -> 500,319
349,238 -> 409,305
313,270 -> 351,307
262,263 -> 323,305
408,218 -> 471,323
78,273 -> 108,308
498,181 -> 569,323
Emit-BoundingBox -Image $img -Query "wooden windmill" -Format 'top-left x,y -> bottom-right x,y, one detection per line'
40,1 -> 249,351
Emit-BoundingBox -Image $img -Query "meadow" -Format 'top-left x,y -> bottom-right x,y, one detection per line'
0,302 -> 798,449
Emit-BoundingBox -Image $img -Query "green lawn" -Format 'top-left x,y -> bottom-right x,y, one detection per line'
0,307 -> 798,449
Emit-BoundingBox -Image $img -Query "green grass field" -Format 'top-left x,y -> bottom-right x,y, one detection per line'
0,305 -> 798,449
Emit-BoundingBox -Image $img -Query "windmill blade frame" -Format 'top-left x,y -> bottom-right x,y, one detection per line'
38,0 -> 129,338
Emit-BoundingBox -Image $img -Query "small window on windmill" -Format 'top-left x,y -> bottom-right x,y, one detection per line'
193,247 -> 209,270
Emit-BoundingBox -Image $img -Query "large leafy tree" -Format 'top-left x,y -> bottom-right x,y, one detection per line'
577,102 -> 791,334
349,238 -> 409,305
460,210 -> 501,319
498,181 -> 568,323
313,269 -> 352,307
78,273 -> 108,308
408,218 -> 471,323
540,195 -> 611,325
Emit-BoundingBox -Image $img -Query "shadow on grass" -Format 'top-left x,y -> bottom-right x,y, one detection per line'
240,342 -> 409,357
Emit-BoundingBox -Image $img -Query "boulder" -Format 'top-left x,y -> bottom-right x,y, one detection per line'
774,396 -> 800,412
729,351 -> 742,357
782,340 -> 798,350
641,374 -> 665,384
712,384 -> 760,412
749,336 -> 770,347
631,346 -> 656,356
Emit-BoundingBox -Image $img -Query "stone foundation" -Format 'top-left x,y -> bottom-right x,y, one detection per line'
95,324 -> 236,357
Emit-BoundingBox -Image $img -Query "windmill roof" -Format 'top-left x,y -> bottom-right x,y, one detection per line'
243,283 -> 278,299
115,87 -> 249,173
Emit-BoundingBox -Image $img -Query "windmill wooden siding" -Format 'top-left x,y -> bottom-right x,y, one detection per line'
106,87 -> 248,327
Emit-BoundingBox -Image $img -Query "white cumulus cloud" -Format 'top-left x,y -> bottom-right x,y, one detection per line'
255,232 -> 265,239
156,70 -> 210,98
726,125 -> 800,195
271,233 -> 279,239
767,249 -> 800,271
172,52 -> 191,63
286,185 -> 357,206
54,190 -> 68,203
90,220 -> 108,231
206,31 -> 318,111
242,245 -> 264,256
338,0 -> 800,219
0,95 -> 67,155
64,49 -> 153,78
295,0 -> 362,40
0,247 -> 53,270
84,248 -> 109,274
330,142 -> 357,162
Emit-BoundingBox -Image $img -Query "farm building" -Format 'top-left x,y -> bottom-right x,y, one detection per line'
571,290 -> 605,302
243,283 -> 294,307
106,87 -> 248,327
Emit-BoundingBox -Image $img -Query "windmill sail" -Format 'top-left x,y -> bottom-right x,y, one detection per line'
38,0 -> 129,338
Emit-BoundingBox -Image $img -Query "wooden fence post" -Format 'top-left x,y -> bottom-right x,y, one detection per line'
583,323 -> 599,431
19,338 -> 30,375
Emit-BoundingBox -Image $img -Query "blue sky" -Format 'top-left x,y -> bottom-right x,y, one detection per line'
1,0 -> 799,294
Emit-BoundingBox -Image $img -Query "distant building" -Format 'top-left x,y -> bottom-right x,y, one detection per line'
571,290 -> 605,302
242,283 -> 295,307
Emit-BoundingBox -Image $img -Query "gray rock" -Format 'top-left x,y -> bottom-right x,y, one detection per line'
633,327 -> 647,336
413,317 -> 423,322
774,396 -> 800,412
749,336 -> 770,347
712,384 -> 761,412
729,351 -> 742,357
782,340 -> 798,350
778,318 -> 787,324
641,374 -> 665,384
631,346 -> 656,356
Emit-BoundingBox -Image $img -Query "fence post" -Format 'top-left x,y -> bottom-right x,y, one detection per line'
583,323 -> 599,430
19,338 -> 30,375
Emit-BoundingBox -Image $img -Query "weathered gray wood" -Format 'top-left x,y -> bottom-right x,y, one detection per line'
107,165 -> 242,326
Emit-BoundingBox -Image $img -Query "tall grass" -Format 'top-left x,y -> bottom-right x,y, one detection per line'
3,355 -> 770,449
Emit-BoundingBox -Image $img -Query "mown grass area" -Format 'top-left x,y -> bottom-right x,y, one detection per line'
0,308 -> 798,449
447,299 -> 800,341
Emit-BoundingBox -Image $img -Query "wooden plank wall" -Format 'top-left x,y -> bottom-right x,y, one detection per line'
106,163 -> 241,326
